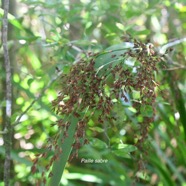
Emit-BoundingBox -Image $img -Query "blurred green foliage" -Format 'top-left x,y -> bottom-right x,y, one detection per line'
0,0 -> 186,185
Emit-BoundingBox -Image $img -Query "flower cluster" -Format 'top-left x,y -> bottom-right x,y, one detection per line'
31,39 -> 163,183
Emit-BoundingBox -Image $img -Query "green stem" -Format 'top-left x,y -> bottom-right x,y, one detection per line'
166,71 -> 186,141
48,115 -> 78,186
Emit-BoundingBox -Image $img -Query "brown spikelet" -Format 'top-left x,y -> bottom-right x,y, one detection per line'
32,38 -> 163,183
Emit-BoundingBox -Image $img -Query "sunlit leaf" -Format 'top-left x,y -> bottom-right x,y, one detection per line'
90,138 -> 108,150
94,42 -> 134,71
89,127 -> 104,133
0,8 -> 24,30
63,65 -> 71,74
111,144 -> 137,158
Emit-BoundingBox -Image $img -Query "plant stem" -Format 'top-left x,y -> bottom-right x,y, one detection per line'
2,0 -> 12,185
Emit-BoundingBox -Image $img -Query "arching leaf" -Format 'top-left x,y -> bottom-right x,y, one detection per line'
94,42 -> 134,71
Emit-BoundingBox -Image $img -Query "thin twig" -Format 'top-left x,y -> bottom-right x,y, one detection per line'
2,1 -> 12,186
164,66 -> 186,71
12,71 -> 62,127
159,37 -> 186,54
158,38 -> 186,65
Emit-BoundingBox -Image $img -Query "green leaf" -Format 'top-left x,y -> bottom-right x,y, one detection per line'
0,8 -> 24,30
62,95 -> 70,101
111,144 -> 137,158
112,150 -> 131,158
89,127 -> 104,133
127,107 -> 137,114
116,22 -> 125,31
104,84 -> 111,97
27,78 -> 34,86
88,119 -> 95,127
63,65 -> 71,74
133,29 -> 150,35
112,143 -> 137,151
140,105 -> 153,117
132,90 -> 141,99
94,42 -> 134,72
90,138 -> 108,150
48,116 -> 79,186
85,21 -> 92,29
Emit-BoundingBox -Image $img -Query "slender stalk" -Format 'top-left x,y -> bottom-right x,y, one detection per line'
48,116 -> 78,186
159,37 -> 186,54
1,0 -> 12,185
163,54 -> 186,141
12,71 -> 62,127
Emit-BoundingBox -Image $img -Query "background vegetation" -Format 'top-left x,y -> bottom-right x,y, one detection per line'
0,0 -> 186,185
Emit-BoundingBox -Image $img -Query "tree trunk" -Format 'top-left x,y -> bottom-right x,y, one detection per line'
1,0 -> 14,185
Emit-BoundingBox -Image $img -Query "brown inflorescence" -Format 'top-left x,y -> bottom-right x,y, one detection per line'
31,39 -> 163,182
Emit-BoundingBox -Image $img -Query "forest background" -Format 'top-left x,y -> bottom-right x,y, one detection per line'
0,0 -> 186,186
